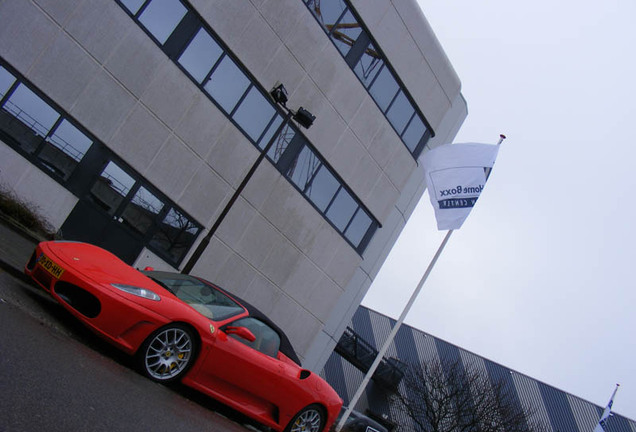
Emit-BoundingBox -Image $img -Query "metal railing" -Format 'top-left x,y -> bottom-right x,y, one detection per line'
335,327 -> 404,391
2,100 -> 87,162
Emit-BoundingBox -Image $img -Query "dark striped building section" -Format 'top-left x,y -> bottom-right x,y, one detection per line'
322,306 -> 635,432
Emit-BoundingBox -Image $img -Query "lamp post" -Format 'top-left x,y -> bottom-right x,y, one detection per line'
181,84 -> 314,274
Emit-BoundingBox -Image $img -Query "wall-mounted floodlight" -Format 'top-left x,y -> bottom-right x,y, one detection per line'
182,81 -> 316,274
293,107 -> 316,129
270,83 -> 315,129
270,83 -> 288,107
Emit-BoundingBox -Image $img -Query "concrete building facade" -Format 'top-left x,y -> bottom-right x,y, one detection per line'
323,306 -> 636,432
0,0 -> 467,368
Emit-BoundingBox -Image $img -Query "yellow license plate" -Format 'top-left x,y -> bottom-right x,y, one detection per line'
38,254 -> 65,279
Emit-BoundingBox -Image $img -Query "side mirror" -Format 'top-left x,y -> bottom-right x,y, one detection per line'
225,326 -> 256,342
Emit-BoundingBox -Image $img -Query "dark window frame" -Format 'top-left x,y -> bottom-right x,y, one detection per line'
125,0 -> 189,46
269,129 -> 379,253
0,63 -> 91,185
302,0 -> 434,159
79,150 -> 202,267
114,0 -> 380,255
0,58 -> 201,267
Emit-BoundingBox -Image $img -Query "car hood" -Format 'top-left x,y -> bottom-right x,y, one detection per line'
41,241 -> 238,324
45,241 -> 160,289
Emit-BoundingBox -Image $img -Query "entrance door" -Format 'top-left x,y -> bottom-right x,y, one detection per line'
60,160 -> 166,264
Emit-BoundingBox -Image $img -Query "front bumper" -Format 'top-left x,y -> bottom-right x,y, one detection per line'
25,244 -> 168,354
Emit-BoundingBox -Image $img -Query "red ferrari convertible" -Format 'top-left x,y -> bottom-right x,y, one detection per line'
25,241 -> 342,432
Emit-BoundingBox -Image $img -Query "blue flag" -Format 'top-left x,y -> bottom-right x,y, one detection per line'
594,384 -> 620,432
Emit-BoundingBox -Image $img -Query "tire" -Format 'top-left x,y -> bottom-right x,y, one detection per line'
137,323 -> 197,383
285,404 -> 326,432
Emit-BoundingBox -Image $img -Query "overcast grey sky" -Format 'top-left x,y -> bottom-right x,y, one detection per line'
363,0 -> 636,421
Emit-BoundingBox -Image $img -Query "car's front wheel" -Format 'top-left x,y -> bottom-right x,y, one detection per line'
285,404 -> 326,432
137,324 -> 197,383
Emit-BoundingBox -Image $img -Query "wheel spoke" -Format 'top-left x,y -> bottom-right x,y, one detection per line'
174,332 -> 185,344
148,345 -> 163,354
143,326 -> 195,381
146,357 -> 161,367
160,333 -> 169,345
177,340 -> 190,351
291,408 -> 322,432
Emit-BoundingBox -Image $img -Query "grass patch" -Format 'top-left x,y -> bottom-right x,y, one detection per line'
0,187 -> 55,240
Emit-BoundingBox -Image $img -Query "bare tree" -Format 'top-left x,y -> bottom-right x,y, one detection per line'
391,359 -> 548,432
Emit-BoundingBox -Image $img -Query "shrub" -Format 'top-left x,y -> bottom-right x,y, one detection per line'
0,187 -> 55,239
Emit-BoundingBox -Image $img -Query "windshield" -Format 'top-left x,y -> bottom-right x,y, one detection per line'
145,271 -> 245,321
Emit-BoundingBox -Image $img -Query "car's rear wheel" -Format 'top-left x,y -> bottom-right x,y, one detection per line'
137,324 -> 197,383
285,404 -> 326,432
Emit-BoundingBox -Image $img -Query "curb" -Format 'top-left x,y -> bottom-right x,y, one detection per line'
0,216 -> 39,284
0,258 -> 31,284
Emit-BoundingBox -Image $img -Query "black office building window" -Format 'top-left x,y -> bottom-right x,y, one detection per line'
151,207 -> 200,263
121,186 -> 165,235
288,146 -> 321,193
344,209 -> 372,246
386,91 -> 414,135
260,114 -> 286,151
302,0 -> 433,159
402,115 -> 426,153
369,66 -> 399,112
119,0 -> 145,13
232,86 -> 277,142
306,166 -> 340,212
3,84 -> 60,149
1,59 -> 201,266
39,120 -> 93,180
0,67 -> 94,181
136,0 -> 187,44
326,188 -> 357,231
277,139 -> 378,252
114,0 -> 380,254
204,55 -> 250,114
90,161 -> 136,215
354,43 -> 383,88
0,67 -> 16,99
331,10 -> 362,56
307,0 -> 347,32
177,27 -> 223,84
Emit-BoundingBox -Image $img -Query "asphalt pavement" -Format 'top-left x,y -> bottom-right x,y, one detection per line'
0,220 -> 265,432
0,285 -> 253,432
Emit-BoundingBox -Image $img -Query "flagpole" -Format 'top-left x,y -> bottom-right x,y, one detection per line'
334,230 -> 454,432
335,134 -> 505,432
490,135 -> 506,174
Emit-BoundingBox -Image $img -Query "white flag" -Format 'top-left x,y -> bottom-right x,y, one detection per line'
594,385 -> 619,432
422,143 -> 499,230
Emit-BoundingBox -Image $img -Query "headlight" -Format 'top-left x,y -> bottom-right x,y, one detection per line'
111,284 -> 160,301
